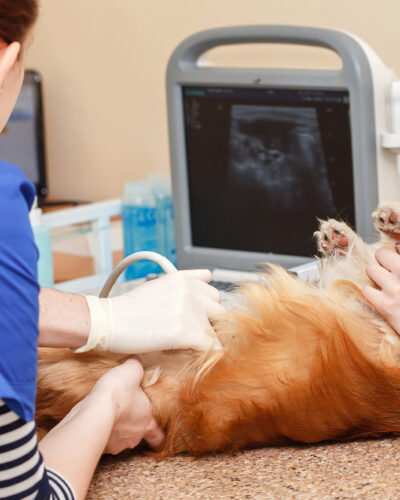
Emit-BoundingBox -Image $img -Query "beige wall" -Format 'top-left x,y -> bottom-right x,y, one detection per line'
26,0 -> 400,201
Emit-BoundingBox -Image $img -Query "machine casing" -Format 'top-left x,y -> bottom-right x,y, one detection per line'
167,25 -> 400,270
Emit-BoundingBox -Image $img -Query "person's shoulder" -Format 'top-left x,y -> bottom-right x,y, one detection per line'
0,160 -> 36,209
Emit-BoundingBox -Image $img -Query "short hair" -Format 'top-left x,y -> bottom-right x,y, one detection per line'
0,0 -> 39,44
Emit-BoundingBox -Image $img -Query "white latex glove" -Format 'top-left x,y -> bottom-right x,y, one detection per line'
75,270 -> 225,354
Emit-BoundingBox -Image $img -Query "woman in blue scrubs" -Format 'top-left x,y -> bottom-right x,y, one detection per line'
0,1 -> 223,498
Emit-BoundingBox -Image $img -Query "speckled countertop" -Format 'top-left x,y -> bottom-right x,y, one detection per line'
87,437 -> 400,499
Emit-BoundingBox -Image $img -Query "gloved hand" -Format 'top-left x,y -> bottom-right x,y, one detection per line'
75,270 -> 225,354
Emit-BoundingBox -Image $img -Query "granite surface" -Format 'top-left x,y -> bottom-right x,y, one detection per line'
87,436 -> 400,499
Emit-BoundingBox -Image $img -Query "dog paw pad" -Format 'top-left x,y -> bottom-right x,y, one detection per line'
315,220 -> 353,257
373,203 -> 400,240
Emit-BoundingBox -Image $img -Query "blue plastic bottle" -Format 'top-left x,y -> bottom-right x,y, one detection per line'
149,175 -> 177,267
122,181 -> 161,280
29,197 -> 54,287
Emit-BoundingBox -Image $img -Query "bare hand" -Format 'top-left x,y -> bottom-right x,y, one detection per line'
92,359 -> 165,455
362,245 -> 400,333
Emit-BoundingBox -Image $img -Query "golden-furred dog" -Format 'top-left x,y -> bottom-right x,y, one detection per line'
36,203 -> 400,458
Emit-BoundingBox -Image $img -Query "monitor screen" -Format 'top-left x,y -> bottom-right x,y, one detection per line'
182,86 -> 354,257
0,70 -> 46,198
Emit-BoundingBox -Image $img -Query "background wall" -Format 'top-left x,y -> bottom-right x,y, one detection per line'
26,0 -> 400,201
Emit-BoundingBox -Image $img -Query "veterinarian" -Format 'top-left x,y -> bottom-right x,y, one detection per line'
363,244 -> 400,335
0,1 -> 223,499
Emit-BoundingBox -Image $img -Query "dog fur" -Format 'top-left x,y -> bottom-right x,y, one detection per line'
36,202 -> 400,458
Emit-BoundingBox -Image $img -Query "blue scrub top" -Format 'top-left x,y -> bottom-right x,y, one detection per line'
0,160 -> 39,422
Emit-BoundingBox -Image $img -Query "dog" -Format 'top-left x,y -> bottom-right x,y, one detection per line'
36,202 -> 400,458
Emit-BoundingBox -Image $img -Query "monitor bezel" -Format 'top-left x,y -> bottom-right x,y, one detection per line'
27,69 -> 48,202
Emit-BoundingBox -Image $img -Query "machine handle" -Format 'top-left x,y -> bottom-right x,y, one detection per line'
171,25 -> 357,72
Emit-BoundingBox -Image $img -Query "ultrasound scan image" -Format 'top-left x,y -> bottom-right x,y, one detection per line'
228,105 -> 336,214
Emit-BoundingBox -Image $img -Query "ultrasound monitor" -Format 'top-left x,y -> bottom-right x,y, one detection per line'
183,86 -> 353,259
167,26 -> 400,270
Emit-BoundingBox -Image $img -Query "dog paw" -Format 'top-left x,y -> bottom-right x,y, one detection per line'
373,203 -> 400,241
314,220 -> 355,257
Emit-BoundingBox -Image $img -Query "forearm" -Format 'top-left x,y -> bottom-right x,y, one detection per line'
38,288 -> 90,348
39,390 -> 116,500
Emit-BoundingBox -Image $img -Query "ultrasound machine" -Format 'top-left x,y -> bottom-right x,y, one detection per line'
166,25 -> 400,285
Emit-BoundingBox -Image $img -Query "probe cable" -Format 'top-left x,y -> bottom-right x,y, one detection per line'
99,251 -> 178,298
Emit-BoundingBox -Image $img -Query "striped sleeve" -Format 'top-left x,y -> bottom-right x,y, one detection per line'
0,399 -> 76,499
